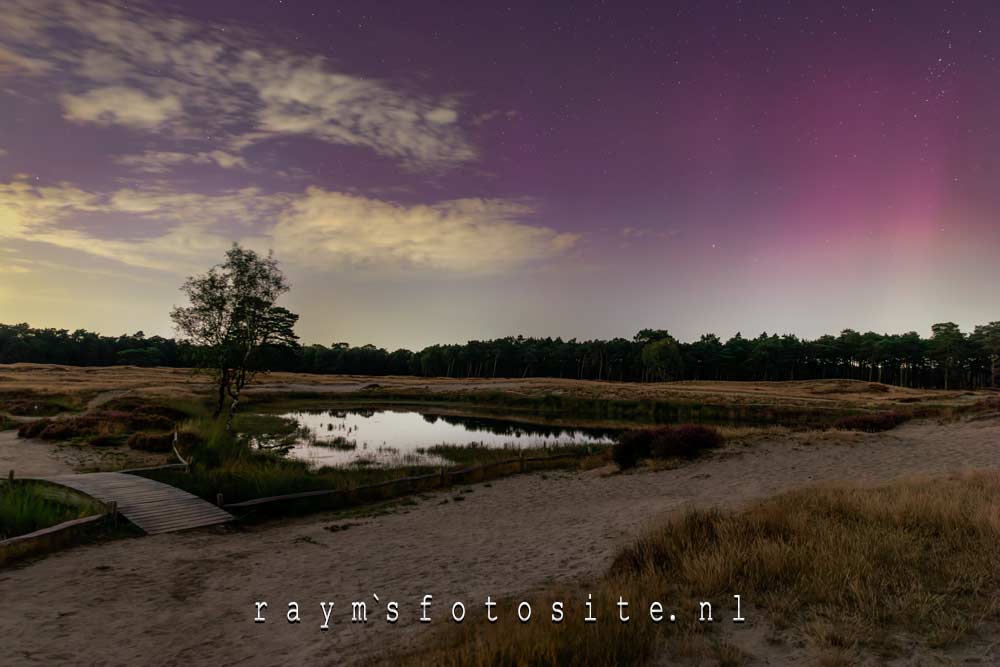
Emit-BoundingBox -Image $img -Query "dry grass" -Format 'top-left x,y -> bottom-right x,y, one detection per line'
0,363 -> 986,412
715,424 -> 792,440
395,471 -> 1000,666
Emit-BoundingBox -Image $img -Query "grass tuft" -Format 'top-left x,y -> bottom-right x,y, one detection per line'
0,482 -> 96,541
397,471 -> 1000,665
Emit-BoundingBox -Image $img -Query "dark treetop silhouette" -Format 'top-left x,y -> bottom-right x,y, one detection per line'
2,321 -> 999,391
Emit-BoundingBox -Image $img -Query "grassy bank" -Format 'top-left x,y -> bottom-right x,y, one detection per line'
141,416 -> 604,508
0,482 -> 99,541
139,418 -> 437,505
396,471 -> 1000,665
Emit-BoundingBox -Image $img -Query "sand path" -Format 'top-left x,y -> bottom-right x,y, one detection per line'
0,431 -> 75,478
2,416 -> 999,666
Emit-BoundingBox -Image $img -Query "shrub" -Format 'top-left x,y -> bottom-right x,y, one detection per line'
124,412 -> 174,431
17,419 -> 51,439
39,420 -> 87,440
15,406 -> 181,444
649,424 -> 724,459
103,397 -> 190,422
611,429 -> 654,469
127,432 -> 174,452
612,425 -> 724,469
87,434 -> 124,447
0,398 -> 68,417
833,411 -> 910,433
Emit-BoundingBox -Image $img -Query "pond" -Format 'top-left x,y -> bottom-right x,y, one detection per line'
249,408 -> 617,468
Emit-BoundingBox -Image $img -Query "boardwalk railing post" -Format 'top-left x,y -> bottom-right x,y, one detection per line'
108,501 -> 118,528
216,492 -> 225,507
7,470 -> 13,484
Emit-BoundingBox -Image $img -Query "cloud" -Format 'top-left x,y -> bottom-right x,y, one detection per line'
0,179 -> 288,271
0,148 -> 7,157
62,86 -> 182,130
116,150 -> 249,173
0,45 -> 50,75
0,0 -> 477,169
0,180 -> 578,275
273,188 -> 579,274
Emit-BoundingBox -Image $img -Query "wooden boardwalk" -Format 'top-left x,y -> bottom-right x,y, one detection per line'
38,472 -> 232,535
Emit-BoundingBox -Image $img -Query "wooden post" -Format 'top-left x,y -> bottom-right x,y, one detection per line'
216,492 -> 225,507
7,470 -> 12,484
519,450 -> 525,473
439,467 -> 446,488
108,501 -> 118,528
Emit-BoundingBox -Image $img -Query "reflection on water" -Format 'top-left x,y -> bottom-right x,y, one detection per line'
251,408 -> 616,468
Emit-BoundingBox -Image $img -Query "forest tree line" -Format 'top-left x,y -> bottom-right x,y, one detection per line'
1,321 -> 999,390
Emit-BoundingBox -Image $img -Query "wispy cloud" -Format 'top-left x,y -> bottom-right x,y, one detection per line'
0,0 -> 477,170
116,150 -> 249,174
0,179 -> 578,275
62,86 -> 183,130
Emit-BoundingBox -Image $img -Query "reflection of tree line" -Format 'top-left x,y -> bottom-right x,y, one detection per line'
305,409 -> 617,440
421,412 -> 616,439
324,409 -> 375,419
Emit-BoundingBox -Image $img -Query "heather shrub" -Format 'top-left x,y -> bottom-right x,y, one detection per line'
649,424 -> 724,459
103,397 -> 188,421
127,432 -> 174,452
0,398 -> 67,417
88,434 -> 124,447
611,429 -> 655,469
833,411 -> 910,433
39,419 -> 96,440
17,419 -> 51,438
124,412 -> 174,431
16,404 -> 183,443
612,425 -> 724,469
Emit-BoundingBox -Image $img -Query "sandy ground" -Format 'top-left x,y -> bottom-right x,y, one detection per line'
2,415 -> 999,666
0,430 -> 76,477
0,429 -> 167,476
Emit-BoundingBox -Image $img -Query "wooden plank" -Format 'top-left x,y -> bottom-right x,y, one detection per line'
131,508 -> 224,522
33,472 -> 231,535
132,501 -> 229,513
125,507 -> 229,522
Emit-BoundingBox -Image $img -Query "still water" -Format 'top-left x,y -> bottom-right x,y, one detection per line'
251,408 -> 616,468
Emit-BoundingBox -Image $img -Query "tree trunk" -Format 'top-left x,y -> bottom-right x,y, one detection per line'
225,394 -> 239,432
213,370 -> 228,418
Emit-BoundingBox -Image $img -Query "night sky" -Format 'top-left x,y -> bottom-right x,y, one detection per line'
1,1 -> 998,349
